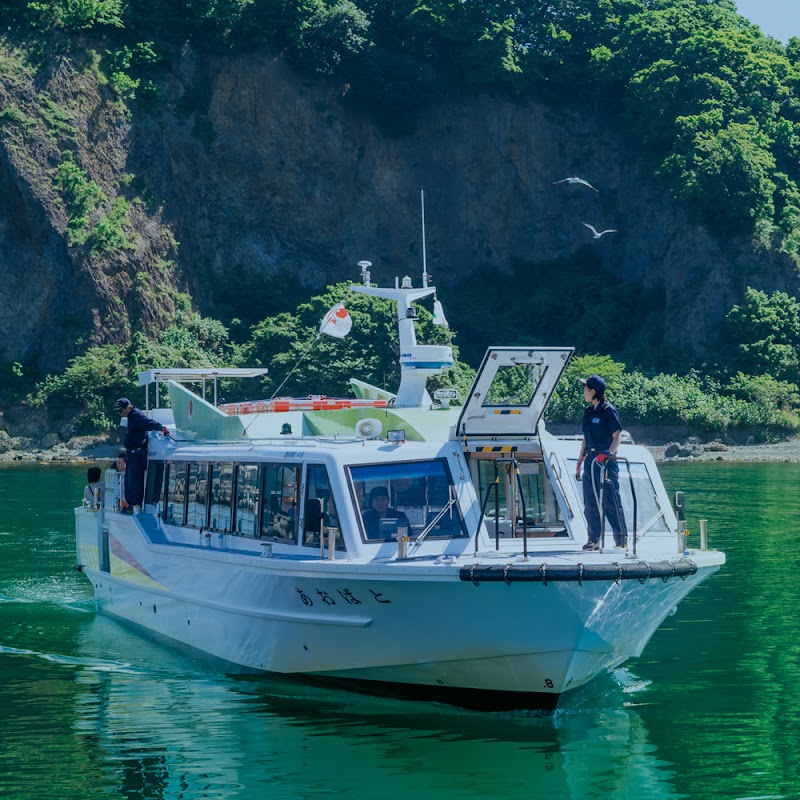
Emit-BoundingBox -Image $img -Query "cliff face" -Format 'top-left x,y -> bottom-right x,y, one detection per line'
1,41 -> 798,374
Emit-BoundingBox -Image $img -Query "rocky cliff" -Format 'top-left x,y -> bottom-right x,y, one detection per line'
1,39 -> 799,375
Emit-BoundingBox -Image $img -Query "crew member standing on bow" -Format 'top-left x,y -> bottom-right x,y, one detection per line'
574,375 -> 627,551
114,397 -> 169,514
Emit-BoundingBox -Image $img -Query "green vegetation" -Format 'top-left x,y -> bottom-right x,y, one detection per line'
32,312 -> 235,432
548,355 -> 797,440
240,282 -> 461,398
21,283 -> 800,441
4,1 -> 800,250
53,152 -> 106,245
4,1 -> 800,440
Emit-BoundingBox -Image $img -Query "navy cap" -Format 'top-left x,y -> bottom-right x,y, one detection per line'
579,375 -> 606,394
369,486 -> 389,502
114,397 -> 131,411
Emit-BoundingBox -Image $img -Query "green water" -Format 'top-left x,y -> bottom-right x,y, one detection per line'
0,462 -> 798,800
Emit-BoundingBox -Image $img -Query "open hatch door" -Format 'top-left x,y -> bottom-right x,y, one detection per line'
456,347 -> 573,438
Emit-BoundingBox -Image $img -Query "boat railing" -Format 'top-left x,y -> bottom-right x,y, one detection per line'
103,468 -> 125,512
599,457 -> 638,556
472,456 -> 540,558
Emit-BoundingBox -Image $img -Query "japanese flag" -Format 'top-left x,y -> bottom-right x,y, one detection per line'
320,303 -> 352,338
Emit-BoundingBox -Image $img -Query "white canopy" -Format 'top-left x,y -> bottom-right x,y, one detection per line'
137,368 -> 269,409
137,368 -> 268,385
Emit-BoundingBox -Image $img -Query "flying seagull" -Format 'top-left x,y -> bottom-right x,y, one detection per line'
582,222 -> 618,239
554,177 -> 599,191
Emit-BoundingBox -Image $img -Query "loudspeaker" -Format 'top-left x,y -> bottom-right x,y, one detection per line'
355,418 -> 383,440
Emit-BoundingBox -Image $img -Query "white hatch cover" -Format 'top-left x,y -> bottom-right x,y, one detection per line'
456,347 -> 574,438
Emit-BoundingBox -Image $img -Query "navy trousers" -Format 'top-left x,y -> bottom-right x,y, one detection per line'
583,455 -> 627,545
125,449 -> 148,507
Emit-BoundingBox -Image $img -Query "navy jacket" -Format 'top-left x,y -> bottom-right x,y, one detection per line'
124,408 -> 163,450
581,401 -> 622,452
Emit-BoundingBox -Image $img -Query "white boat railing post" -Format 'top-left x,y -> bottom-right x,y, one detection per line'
327,527 -> 336,560
700,519 -> 708,550
674,491 -> 686,552
397,526 -> 408,559
598,462 -> 607,550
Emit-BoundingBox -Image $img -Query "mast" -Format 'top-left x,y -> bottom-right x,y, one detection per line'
350,263 -> 452,408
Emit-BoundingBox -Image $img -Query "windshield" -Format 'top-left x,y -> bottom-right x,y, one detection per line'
349,459 -> 466,542
568,458 -> 669,536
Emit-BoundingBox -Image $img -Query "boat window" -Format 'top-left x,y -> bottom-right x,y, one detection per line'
164,461 -> 187,526
474,458 -> 566,538
349,459 -> 466,542
568,459 -> 670,536
234,464 -> 261,538
482,363 -> 545,407
209,462 -> 234,532
145,461 -> 165,507
302,464 -> 345,551
619,462 -> 670,535
186,462 -> 209,529
262,463 -> 300,543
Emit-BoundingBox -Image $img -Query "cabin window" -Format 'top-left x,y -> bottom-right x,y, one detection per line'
209,462 -> 234,532
234,464 -> 261,538
482,363 -> 545,407
164,461 -> 187,526
349,459 -> 466,542
261,463 -> 300,543
186,463 -> 210,529
302,465 -> 345,551
475,458 -> 566,538
145,461 -> 165,507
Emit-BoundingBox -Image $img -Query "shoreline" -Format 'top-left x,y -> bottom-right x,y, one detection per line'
3,433 -> 800,465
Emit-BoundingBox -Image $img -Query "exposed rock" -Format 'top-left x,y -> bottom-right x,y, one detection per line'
1,44 -> 799,376
59,423 -> 77,442
664,442 -> 681,458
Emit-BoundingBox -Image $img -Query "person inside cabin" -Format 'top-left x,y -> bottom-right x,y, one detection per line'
83,466 -> 105,507
114,397 -> 170,515
361,486 -> 411,540
574,374 -> 627,551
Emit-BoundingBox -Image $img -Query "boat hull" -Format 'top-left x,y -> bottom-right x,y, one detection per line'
77,517 -> 721,709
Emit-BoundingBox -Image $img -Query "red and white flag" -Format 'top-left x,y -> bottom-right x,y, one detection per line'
319,303 -> 352,338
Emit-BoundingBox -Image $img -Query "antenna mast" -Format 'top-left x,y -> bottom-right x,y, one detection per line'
421,188 -> 429,288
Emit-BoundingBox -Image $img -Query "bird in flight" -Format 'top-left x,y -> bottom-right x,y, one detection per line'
582,222 -> 618,239
554,177 -> 599,191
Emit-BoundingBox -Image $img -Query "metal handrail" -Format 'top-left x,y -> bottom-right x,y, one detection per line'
474,473 -> 500,555
619,457 -> 638,557
597,456 -> 638,555
514,463 -> 529,559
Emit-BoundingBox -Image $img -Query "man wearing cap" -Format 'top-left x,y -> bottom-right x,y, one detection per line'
114,398 -> 169,514
361,486 -> 411,540
575,375 -> 627,550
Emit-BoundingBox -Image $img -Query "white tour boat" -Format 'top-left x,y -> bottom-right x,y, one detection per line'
75,265 -> 725,710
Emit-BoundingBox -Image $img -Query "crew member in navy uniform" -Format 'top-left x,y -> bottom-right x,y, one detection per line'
574,375 -> 627,550
114,397 -> 169,514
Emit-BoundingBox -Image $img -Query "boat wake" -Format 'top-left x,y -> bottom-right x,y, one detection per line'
0,643 -> 142,675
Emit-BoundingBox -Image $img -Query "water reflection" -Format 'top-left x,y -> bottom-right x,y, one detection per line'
67,615 -> 681,800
